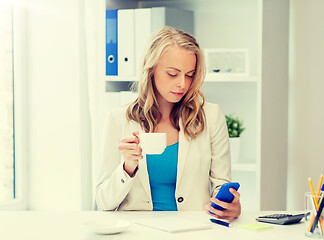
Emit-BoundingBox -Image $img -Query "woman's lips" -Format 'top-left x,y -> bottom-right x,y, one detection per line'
171,91 -> 184,96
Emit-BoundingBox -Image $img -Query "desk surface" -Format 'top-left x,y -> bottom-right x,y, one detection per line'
0,211 -> 310,240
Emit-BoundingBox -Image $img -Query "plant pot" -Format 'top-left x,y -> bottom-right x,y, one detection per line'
229,137 -> 241,163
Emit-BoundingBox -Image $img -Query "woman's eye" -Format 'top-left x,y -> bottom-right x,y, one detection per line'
186,74 -> 194,78
167,73 -> 177,77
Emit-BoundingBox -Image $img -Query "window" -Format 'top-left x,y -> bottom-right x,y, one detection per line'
0,4 -> 15,204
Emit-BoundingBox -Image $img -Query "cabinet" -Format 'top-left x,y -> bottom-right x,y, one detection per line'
100,0 -> 289,210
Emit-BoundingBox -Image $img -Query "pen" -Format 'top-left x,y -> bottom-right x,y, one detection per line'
316,175 -> 323,200
210,218 -> 232,228
308,177 -> 324,234
311,194 -> 324,233
309,193 -> 322,234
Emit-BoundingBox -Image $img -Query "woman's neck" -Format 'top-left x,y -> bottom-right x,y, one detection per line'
155,92 -> 174,120
160,105 -> 173,119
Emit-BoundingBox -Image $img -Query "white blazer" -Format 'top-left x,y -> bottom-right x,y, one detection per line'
96,102 -> 231,211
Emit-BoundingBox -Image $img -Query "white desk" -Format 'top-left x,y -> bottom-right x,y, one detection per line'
0,211 -> 310,240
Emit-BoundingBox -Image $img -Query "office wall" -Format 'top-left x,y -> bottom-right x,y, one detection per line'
26,0 -> 87,210
287,0 -> 324,210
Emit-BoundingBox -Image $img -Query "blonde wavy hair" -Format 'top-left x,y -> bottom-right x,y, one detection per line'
126,26 -> 206,139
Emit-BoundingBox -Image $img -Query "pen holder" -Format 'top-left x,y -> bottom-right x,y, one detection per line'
305,192 -> 324,238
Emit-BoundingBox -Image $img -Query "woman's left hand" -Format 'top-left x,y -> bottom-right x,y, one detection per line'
205,188 -> 241,221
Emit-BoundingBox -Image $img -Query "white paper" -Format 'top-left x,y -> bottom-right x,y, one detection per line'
135,216 -> 211,233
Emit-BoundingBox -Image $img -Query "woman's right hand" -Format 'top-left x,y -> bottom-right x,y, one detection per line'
118,131 -> 143,177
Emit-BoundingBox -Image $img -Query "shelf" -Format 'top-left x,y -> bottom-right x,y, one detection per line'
231,163 -> 257,172
205,74 -> 257,82
105,76 -> 138,82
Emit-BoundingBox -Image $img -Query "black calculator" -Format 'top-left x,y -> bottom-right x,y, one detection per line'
256,213 -> 306,225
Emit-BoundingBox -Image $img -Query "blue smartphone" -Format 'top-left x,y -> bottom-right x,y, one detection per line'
210,182 -> 240,212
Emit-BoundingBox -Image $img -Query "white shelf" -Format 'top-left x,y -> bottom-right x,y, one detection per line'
105,76 -> 138,82
205,74 -> 257,82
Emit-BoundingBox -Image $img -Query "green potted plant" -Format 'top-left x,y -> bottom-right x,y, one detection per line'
225,114 -> 245,138
225,114 -> 245,163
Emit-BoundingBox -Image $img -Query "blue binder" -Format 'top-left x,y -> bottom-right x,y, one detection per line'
106,9 -> 118,76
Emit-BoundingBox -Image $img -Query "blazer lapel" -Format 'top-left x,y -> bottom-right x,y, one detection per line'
129,121 -> 152,199
176,118 -> 191,188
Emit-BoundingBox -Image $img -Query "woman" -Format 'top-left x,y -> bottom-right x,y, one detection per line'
96,26 -> 241,220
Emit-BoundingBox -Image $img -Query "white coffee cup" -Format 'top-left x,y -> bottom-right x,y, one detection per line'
138,133 -> 166,155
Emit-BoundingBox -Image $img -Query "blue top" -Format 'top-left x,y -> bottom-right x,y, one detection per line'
146,142 -> 179,211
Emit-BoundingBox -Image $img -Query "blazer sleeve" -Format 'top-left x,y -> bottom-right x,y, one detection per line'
208,104 -> 231,197
95,109 -> 136,210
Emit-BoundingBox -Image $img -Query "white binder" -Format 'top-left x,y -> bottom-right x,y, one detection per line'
118,9 -> 135,77
112,7 -> 193,80
135,8 -> 151,77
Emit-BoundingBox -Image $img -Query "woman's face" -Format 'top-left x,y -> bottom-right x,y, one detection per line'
153,46 -> 196,106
